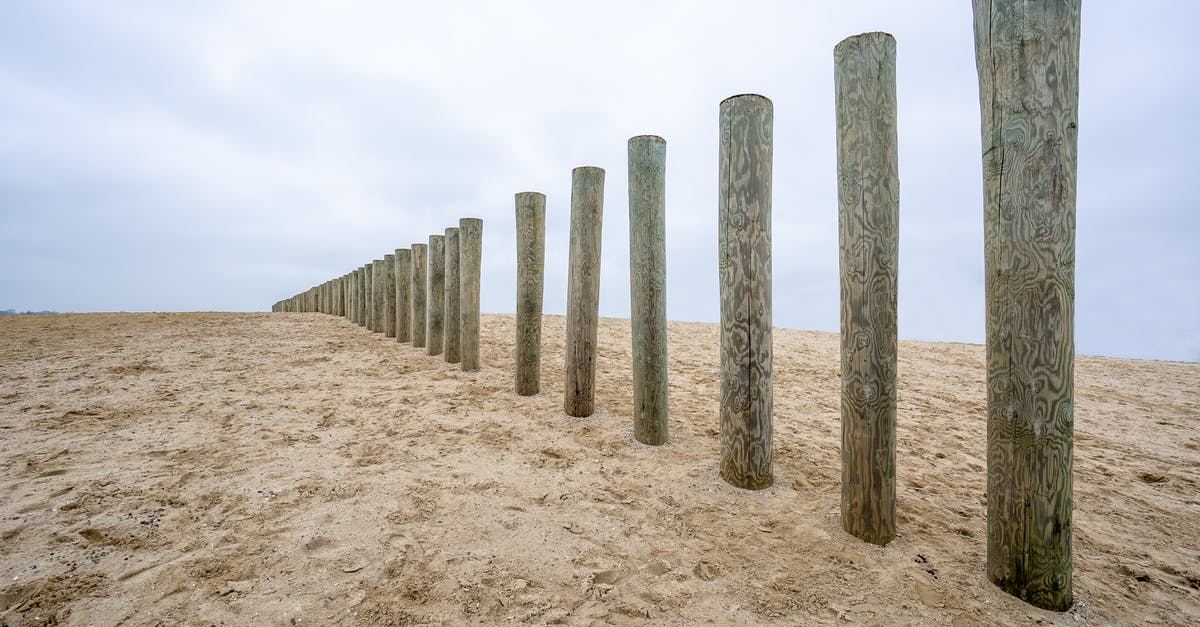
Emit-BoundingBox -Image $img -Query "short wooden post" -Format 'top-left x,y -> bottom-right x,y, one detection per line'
426,235 -> 445,355
382,254 -> 397,338
515,193 -> 545,395
394,248 -> 412,342
564,166 -> 605,417
718,94 -> 774,490
411,243 -> 428,348
628,135 -> 669,445
459,218 -> 483,371
443,227 -> 462,363
835,32 -> 899,545
974,0 -> 1080,611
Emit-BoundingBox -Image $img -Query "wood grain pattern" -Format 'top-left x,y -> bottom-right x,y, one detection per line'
443,227 -> 462,363
515,192 -> 546,395
382,255 -> 397,338
357,266 -> 368,327
718,94 -> 773,490
564,167 -> 605,417
459,218 -> 483,372
426,235 -> 445,355
411,244 -> 428,348
394,249 -> 412,343
974,0 -> 1079,611
628,135 -> 669,445
835,32 -> 899,546
370,259 -> 383,333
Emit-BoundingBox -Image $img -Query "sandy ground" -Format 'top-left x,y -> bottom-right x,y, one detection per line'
0,312 -> 1197,625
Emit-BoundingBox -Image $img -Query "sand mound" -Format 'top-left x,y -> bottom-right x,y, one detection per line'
1,312 -> 1196,624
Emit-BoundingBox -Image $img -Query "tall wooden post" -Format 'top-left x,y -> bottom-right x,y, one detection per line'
718,94 -> 773,490
443,227 -> 462,363
358,265 -> 369,328
564,166 -> 605,417
426,235 -> 445,355
395,248 -> 412,343
628,135 -> 669,445
411,243 -> 428,348
515,193 -> 545,395
382,254 -> 397,338
974,0 -> 1079,611
835,32 -> 899,545
459,217 -> 483,371
371,259 -> 384,333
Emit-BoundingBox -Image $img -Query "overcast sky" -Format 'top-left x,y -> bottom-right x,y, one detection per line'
1,1 -> 1196,362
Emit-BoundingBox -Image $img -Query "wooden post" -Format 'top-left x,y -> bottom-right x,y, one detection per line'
628,135 -> 669,445
564,166 -> 605,417
358,265 -> 369,327
395,248 -> 412,343
426,235 -> 445,355
515,193 -> 545,395
352,269 -> 361,324
835,32 -> 899,545
382,254 -> 397,338
459,218 -> 483,371
974,0 -> 1079,611
411,243 -> 428,348
718,94 -> 773,490
370,259 -> 384,333
443,227 -> 462,363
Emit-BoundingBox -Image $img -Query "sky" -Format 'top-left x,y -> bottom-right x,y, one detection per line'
1,1 -> 1197,362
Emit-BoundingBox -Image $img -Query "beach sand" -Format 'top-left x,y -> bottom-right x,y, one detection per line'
1,312 -> 1197,625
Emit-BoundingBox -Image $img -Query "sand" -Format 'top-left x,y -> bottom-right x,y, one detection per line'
0,312 -> 1197,625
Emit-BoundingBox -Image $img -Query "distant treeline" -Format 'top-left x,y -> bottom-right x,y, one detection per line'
0,309 -> 58,315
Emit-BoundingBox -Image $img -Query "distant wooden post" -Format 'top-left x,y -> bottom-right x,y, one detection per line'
515,193 -> 545,395
459,217 -> 483,371
974,0 -> 1080,611
382,254 -> 397,338
371,259 -> 384,333
564,166 -> 605,417
835,32 -> 899,545
443,227 -> 462,363
353,268 -> 362,325
395,248 -> 412,342
628,135 -> 669,445
718,94 -> 774,490
359,265 -> 369,328
411,243 -> 428,348
426,235 -> 445,355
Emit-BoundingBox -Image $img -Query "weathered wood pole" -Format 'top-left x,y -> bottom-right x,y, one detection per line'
371,259 -> 384,333
459,217 -> 483,371
835,32 -> 899,545
514,193 -> 546,395
718,94 -> 774,490
628,135 -> 669,445
351,268 -> 361,324
443,227 -> 462,363
411,243 -> 428,348
394,248 -> 412,343
974,0 -> 1080,611
426,235 -> 445,355
564,166 -> 605,417
358,265 -> 368,327
382,254 -> 397,338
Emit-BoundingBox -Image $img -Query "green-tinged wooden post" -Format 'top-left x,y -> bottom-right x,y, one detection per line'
395,249 -> 412,343
628,135 -> 669,445
383,254 -> 397,338
515,193 -> 545,395
718,93 -> 774,490
974,0 -> 1079,611
411,243 -> 428,348
371,260 -> 384,333
444,227 -> 462,363
835,32 -> 899,545
564,166 -> 605,417
426,235 -> 445,355
459,218 -> 483,371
